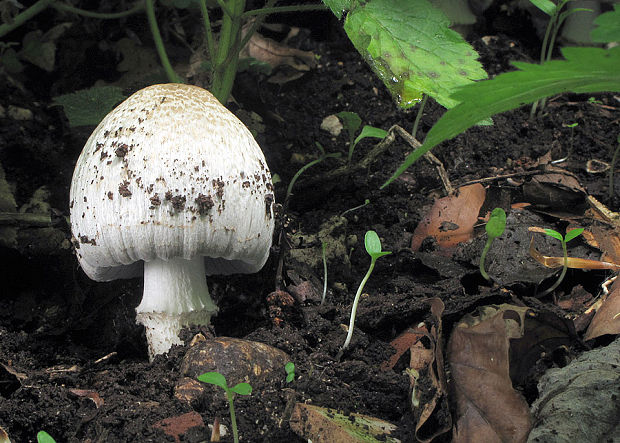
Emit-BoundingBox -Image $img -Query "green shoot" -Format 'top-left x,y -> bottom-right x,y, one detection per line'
284,143 -> 341,211
609,134 -> 620,202
284,362 -> 295,383
529,0 -> 592,116
538,227 -> 584,296
341,231 -> 391,351
336,111 -> 387,164
340,199 -> 370,217
480,208 -> 507,281
198,372 -> 252,443
321,241 -> 328,305
37,431 -> 56,443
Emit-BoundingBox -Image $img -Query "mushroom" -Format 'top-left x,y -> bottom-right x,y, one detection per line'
69,84 -> 275,359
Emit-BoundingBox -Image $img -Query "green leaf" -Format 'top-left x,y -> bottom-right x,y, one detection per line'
565,228 -> 584,243
198,372 -> 228,390
52,86 -> 127,127
286,373 -> 295,383
230,382 -> 252,396
322,0 -> 354,19
528,0 -> 558,16
485,208 -> 507,239
544,229 -> 564,242
382,46 -> 620,187
591,4 -> 620,43
364,230 -> 392,259
352,125 -> 388,148
336,111 -> 362,144
342,0 -> 486,109
37,431 -> 56,443
285,361 -> 295,374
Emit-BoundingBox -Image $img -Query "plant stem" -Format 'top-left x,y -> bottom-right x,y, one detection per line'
411,94 -> 428,140
321,242 -> 328,305
539,240 -> 568,296
284,152 -> 340,211
227,391 -> 240,443
609,139 -> 620,202
0,0 -> 54,38
145,0 -> 182,83
342,258 -> 376,350
238,0 -> 277,53
197,0 -> 216,66
242,4 -> 328,17
211,0 -> 246,104
479,238 -> 492,281
52,1 -> 145,19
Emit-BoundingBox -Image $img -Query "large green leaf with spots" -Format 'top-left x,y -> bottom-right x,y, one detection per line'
382,45 -> 620,187
325,0 -> 486,109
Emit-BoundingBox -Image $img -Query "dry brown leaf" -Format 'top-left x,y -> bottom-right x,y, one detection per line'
448,305 -> 532,443
240,23 -> 316,85
289,403 -> 400,443
411,184 -> 486,254
381,325 -> 428,371
522,173 -> 587,212
68,388 -> 104,408
585,279 -> 620,340
529,236 -> 620,270
153,412 -> 205,443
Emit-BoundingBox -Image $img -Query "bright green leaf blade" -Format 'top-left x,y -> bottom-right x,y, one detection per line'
37,431 -> 56,443
52,86 -> 126,127
352,125 -> 388,147
364,230 -> 382,255
485,208 -> 507,239
343,0 -> 486,109
322,0 -> 354,19
528,0 -> 557,16
230,382 -> 252,395
198,372 -> 228,390
285,361 -> 295,373
591,4 -> 620,43
286,373 -> 295,383
336,111 -> 362,135
544,229 -> 564,242
382,46 -> 620,188
565,227 -> 584,243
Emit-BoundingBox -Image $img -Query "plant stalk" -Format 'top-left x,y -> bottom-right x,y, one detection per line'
342,259 -> 376,350
145,0 -> 182,83
52,1 -> 145,19
227,391 -> 240,443
0,0 -> 54,38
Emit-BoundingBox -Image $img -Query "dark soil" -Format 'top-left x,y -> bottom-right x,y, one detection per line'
1,3 -> 618,443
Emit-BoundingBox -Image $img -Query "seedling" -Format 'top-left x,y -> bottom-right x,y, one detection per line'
529,0 -> 592,116
480,208 -> 507,281
198,372 -> 252,443
340,199 -> 370,217
538,227 -> 584,296
321,241 -> 328,305
341,231 -> 391,351
336,112 -> 388,164
37,431 -> 56,443
284,362 -> 295,383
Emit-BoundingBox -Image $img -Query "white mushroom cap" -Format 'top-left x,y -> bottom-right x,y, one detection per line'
69,83 -> 275,358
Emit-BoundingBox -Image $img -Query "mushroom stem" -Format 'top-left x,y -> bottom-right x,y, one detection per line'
137,256 -> 218,359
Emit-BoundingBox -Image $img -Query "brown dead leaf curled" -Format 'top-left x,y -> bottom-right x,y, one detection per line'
448,305 -> 532,443
529,235 -> 620,270
411,184 -> 486,254
585,278 -> 620,340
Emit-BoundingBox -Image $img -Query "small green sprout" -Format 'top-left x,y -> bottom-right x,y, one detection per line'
284,362 -> 295,383
37,431 -> 56,443
341,231 -> 391,351
340,198 -> 371,217
321,241 -> 328,305
198,372 -> 252,443
336,111 -> 387,164
539,227 -> 584,296
480,208 -> 507,281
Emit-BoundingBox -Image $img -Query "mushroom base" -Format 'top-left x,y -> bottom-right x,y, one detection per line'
137,256 -> 218,360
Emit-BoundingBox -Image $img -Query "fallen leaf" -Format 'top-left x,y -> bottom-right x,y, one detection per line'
411,184 -> 486,254
448,305 -> 533,443
528,337 -> 620,442
529,236 -> 620,270
585,278 -> 620,340
153,412 -> 205,443
522,172 -> 587,212
68,388 -> 104,408
289,403 -> 400,443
